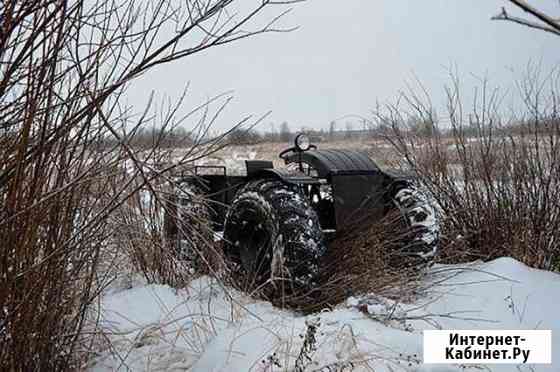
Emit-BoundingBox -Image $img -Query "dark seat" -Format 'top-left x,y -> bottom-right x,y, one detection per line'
245,160 -> 274,176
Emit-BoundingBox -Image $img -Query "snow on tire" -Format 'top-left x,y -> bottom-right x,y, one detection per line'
391,183 -> 440,262
223,179 -> 327,291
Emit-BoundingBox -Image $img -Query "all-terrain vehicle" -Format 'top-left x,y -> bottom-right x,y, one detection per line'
165,134 -> 439,290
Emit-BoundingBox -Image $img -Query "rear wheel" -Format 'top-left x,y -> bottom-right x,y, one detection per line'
164,182 -> 212,272
390,183 -> 440,264
223,179 -> 327,293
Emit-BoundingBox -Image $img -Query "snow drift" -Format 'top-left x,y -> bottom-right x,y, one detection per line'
89,257 -> 560,371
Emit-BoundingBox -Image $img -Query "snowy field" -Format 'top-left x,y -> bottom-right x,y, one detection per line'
89,257 -> 560,371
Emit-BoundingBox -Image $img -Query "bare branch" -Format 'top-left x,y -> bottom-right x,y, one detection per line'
492,1 -> 560,36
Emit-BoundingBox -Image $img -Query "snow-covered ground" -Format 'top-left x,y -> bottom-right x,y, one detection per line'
89,257 -> 560,371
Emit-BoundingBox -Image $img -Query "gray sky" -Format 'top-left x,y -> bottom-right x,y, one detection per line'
127,1 -> 559,132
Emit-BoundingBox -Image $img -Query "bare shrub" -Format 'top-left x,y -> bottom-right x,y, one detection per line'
0,0 -> 302,369
375,68 -> 560,270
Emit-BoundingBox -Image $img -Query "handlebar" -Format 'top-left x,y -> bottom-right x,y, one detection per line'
278,146 -> 297,159
278,145 -> 317,160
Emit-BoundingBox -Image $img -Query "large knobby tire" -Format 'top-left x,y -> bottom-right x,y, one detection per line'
223,179 -> 327,293
390,183 -> 440,264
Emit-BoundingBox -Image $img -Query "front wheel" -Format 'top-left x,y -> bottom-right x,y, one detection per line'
223,179 -> 327,293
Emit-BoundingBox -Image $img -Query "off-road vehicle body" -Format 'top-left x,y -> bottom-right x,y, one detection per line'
165,134 -> 439,290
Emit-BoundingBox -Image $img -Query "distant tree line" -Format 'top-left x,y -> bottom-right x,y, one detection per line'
95,115 -> 556,149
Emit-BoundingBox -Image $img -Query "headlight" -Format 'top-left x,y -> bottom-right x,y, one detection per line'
295,133 -> 311,151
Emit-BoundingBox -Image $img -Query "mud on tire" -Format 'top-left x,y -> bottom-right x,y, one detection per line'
223,179 -> 327,293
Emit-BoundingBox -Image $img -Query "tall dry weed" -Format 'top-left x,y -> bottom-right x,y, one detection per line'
375,67 -> 560,270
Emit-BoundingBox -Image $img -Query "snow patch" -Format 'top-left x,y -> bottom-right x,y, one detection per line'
90,258 -> 560,372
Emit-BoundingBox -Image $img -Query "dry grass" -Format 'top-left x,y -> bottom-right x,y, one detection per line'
210,210 -> 426,314
111,183 -> 193,288
318,211 -> 429,306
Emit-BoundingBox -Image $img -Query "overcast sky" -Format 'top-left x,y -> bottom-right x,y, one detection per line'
127,1 -> 559,133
